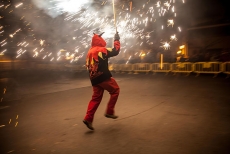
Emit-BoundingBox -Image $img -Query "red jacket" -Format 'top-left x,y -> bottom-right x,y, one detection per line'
86,34 -> 120,86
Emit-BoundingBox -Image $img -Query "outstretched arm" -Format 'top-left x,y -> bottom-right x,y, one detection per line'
106,32 -> 120,58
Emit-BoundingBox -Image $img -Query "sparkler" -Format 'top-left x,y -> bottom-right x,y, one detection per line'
113,0 -> 117,32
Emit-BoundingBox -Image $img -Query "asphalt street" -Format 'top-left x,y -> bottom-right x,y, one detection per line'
0,71 -> 230,154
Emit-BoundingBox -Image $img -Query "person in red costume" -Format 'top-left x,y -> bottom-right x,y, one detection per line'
83,31 -> 120,130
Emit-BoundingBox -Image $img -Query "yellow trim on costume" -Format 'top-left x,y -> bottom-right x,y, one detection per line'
98,52 -> 104,59
91,57 -> 94,65
106,48 -> 112,52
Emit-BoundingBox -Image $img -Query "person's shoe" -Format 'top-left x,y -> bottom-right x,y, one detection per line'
83,120 -> 94,130
104,114 -> 118,119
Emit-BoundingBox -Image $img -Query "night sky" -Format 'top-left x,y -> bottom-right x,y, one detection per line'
184,0 -> 230,26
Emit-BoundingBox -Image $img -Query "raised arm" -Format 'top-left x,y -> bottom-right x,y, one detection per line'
106,32 -> 120,58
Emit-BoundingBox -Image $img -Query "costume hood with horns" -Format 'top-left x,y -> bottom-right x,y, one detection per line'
86,33 -> 120,86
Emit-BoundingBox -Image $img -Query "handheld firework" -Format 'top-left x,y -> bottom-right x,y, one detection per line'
112,0 -> 117,33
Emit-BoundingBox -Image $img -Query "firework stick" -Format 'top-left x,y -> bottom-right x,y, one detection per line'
112,0 -> 117,32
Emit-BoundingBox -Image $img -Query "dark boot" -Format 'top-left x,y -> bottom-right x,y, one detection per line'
104,114 -> 118,119
83,120 -> 94,130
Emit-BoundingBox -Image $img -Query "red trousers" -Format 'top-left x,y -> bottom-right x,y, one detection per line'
84,77 -> 120,122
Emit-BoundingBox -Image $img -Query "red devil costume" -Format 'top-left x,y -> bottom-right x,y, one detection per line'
83,32 -> 120,130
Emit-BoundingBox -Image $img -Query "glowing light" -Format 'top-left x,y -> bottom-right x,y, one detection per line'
167,19 -> 174,27
141,53 -> 146,57
16,54 -> 21,58
40,48 -> 44,52
53,0 -> 90,14
179,45 -> 185,49
172,6 -> 175,12
24,43 -> 29,47
170,34 -> 177,41
15,3 -> 23,8
161,42 -> 170,50
0,49 -> 7,55
33,51 -> 38,57
40,40 -> 45,46
1,42 -> 7,47
164,1 -> 171,10
156,1 -> 161,7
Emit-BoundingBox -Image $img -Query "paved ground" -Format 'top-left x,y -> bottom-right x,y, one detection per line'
0,71 -> 230,154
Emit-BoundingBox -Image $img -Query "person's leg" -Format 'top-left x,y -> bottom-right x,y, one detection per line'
84,85 -> 104,122
98,77 -> 120,115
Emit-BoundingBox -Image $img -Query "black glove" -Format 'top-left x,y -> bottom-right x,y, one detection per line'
114,32 -> 120,41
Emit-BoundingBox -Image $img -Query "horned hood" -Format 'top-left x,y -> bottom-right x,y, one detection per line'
91,34 -> 106,47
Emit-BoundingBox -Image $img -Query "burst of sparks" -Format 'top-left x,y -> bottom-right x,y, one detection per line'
170,34 -> 177,41
161,42 -> 170,50
167,19 -> 174,27
164,1 -> 171,10
156,1 -> 161,7
0,0 -> 185,62
40,40 -> 45,46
